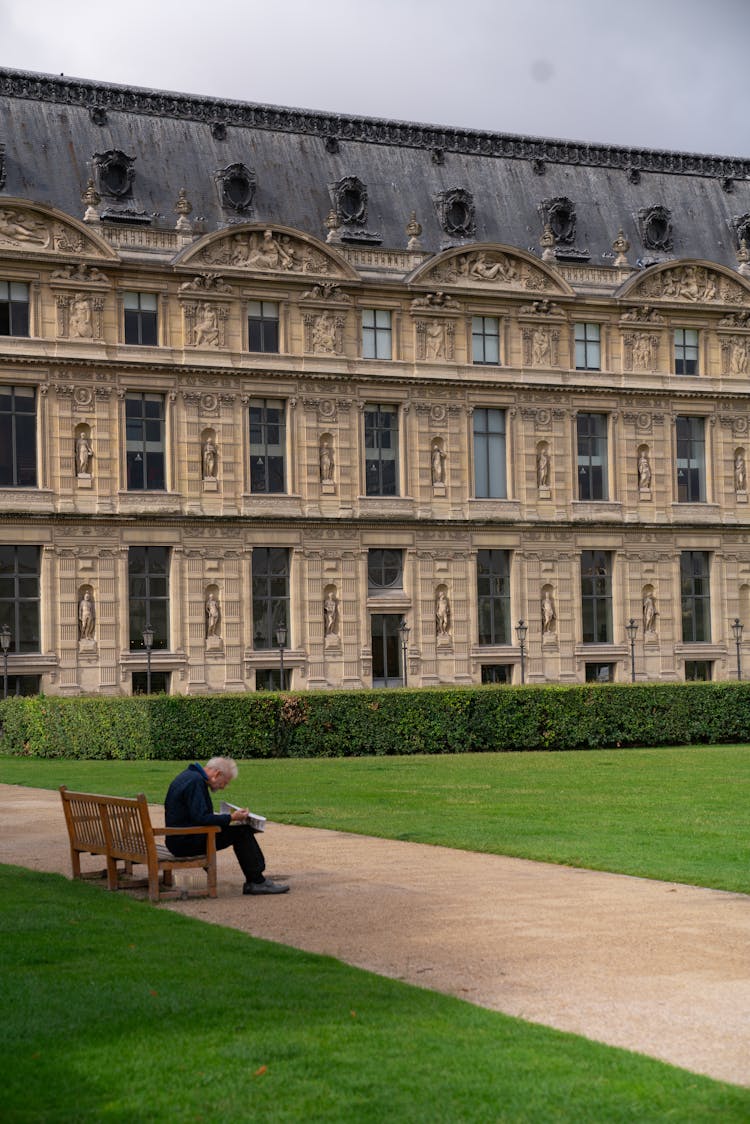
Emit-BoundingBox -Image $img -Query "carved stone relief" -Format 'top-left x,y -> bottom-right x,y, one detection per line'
539,196 -> 576,244
56,292 -> 105,339
632,264 -> 747,305
415,318 -> 455,361
541,587 -> 556,635
638,206 -> 672,251
623,332 -> 660,372
183,301 -> 229,348
620,305 -> 665,324
435,188 -> 475,237
720,335 -> 750,375
195,228 -> 336,276
522,325 -> 559,367
425,250 -> 552,293
331,176 -> 367,225
303,311 -> 345,355
216,163 -> 256,214
319,434 -> 335,485
94,149 -> 135,198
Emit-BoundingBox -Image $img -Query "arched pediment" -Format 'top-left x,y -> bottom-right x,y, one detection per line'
176,223 -> 359,281
617,259 -> 750,306
408,243 -> 574,296
0,198 -> 119,261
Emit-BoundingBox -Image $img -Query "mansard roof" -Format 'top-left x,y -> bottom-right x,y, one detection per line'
1,66 -> 749,271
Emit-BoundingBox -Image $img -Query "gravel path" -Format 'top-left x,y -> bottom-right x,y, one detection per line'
2,783 -> 749,1088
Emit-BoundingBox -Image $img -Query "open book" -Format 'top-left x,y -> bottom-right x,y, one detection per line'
220,801 -> 266,832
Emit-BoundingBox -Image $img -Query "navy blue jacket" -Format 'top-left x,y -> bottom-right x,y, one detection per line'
164,763 -> 231,855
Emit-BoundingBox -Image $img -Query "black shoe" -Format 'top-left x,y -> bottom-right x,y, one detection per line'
243,879 -> 289,895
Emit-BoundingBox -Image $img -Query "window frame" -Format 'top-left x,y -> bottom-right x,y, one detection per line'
676,416 -> 706,503
574,322 -> 601,371
125,392 -> 166,492
0,280 -> 30,338
477,549 -> 511,646
252,547 -> 290,650
473,407 -> 507,499
0,545 -> 41,654
364,403 -> 399,497
128,545 -> 170,651
580,550 -> 613,644
247,299 -> 280,354
680,550 -> 711,643
362,308 -> 393,360
577,413 -> 609,501
674,327 -> 699,375
248,398 -> 286,494
0,384 -> 37,487
367,549 -> 404,592
123,291 -> 159,347
471,316 -> 500,365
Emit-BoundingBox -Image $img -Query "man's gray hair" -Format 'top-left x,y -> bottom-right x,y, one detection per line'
205,756 -> 238,780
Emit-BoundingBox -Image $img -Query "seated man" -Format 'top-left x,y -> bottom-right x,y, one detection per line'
165,756 -> 289,895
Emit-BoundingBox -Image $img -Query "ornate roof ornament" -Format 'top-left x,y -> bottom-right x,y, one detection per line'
406,211 -> 422,251
81,178 -> 101,223
540,222 -> 555,262
612,229 -> 630,268
325,209 -> 342,244
174,187 -> 193,232
737,237 -> 750,280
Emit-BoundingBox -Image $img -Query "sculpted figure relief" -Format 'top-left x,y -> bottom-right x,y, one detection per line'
319,437 -> 334,483
541,591 -> 556,635
78,590 -> 96,640
435,589 -> 451,637
324,591 -> 339,637
0,208 -> 50,246
206,592 -> 221,637
532,327 -> 551,366
202,437 -> 218,480
643,591 -> 658,634
194,303 -> 220,347
425,321 -> 446,360
76,432 -> 93,476
312,311 -> 337,354
638,449 -> 651,490
735,449 -> 747,492
69,293 -> 93,339
431,442 -> 446,484
537,445 -> 550,489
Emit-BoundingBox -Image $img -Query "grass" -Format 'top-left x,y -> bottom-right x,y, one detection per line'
2,864 -> 749,1124
3,745 -> 750,892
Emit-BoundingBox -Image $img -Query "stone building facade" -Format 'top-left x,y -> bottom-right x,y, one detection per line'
1,68 -> 750,693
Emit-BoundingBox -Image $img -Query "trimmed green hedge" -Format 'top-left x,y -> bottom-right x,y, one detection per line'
2,681 -> 750,759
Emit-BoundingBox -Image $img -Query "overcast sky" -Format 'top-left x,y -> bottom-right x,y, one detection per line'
2,0 -> 749,158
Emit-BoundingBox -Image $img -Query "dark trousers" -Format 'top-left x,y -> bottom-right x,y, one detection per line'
168,824 -> 265,883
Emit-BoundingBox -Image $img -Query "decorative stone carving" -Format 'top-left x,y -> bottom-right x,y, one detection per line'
94,149 -> 135,198
332,176 -> 367,225
633,264 -> 746,305
300,282 -> 352,304
416,319 -> 455,361
518,299 -> 563,317
612,229 -> 630,267
435,587 -> 451,637
196,227 -> 335,275
174,187 -> 193,231
0,206 -> 51,247
406,211 -> 422,250
178,273 -> 232,293
216,163 -> 256,214
638,446 -> 651,491
206,590 -> 221,638
304,311 -> 344,355
540,197 -> 576,245
81,179 -> 101,222
411,291 -> 461,312
183,301 -> 229,348
620,305 -> 664,323
541,589 -> 556,635
720,335 -> 750,375
56,292 -> 104,340
540,222 -> 555,262
435,188 -> 475,237
75,430 -> 93,476
51,262 -> 108,284
78,588 -> 96,640
522,325 -> 559,367
719,310 -> 750,328
623,332 -> 660,372
642,589 -> 658,634
325,209 -> 342,244
638,206 -> 672,252
424,249 -> 553,293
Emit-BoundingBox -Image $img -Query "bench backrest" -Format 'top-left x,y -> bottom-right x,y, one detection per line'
59,786 -> 155,861
59,786 -> 111,852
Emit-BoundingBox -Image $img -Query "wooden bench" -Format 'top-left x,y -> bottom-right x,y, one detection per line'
59,786 -> 218,903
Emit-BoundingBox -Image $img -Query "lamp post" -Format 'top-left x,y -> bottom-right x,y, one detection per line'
625,618 -> 638,683
0,624 -> 10,700
142,623 -> 154,696
276,625 -> 287,689
731,617 -> 743,681
399,619 -> 410,687
515,619 -> 527,685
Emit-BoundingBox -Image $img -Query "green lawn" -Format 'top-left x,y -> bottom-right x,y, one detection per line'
3,745 -> 749,891
2,865 -> 748,1124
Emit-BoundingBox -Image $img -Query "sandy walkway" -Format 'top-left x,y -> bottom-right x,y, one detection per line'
2,783 -> 749,1088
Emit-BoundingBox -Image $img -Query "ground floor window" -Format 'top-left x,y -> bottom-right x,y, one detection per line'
255,668 -> 289,691
132,671 -> 170,695
1,674 -> 40,697
371,613 -> 404,687
481,665 -> 513,684
585,662 -> 614,683
684,660 -> 712,681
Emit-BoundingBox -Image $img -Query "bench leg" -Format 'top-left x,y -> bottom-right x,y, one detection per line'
105,855 -> 119,892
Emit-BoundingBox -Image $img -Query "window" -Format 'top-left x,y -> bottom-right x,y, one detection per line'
248,301 -> 279,353
132,671 -> 170,695
477,549 -> 511,645
0,385 -> 36,487
128,546 -> 169,650
371,614 -> 404,688
124,292 -> 158,346
481,665 -> 512,684
368,549 -> 403,591
0,281 -> 30,337
674,328 -> 699,375
472,317 -> 500,365
473,408 -> 507,498
362,309 -> 392,359
585,662 -> 614,683
255,668 -> 289,691
581,550 -> 612,643
575,323 -> 601,371
0,545 -> 40,653
3,675 -> 40,696
681,551 -> 711,642
577,414 -> 608,500
126,393 -> 165,491
249,399 -> 285,493
364,404 -> 398,496
685,660 -> 712,681
252,547 -> 289,649
676,416 -> 706,502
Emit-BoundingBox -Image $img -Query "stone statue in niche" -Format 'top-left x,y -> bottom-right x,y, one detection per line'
312,311 -> 337,354
205,591 -> 221,638
643,591 -> 658,634
319,437 -> 334,483
431,441 -> 446,485
425,321 -> 446,360
76,432 -> 93,476
638,448 -> 651,491
78,589 -> 96,640
435,589 -> 451,637
69,293 -> 94,339
202,437 -> 218,480
541,591 -> 556,635
194,303 -> 220,347
537,445 -> 550,489
532,327 -> 551,366
324,590 -> 339,637
735,449 -> 747,492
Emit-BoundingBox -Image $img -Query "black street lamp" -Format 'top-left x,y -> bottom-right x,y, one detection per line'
731,618 -> 743,681
515,619 -> 527,685
399,619 -> 410,687
142,623 -> 154,696
276,625 -> 287,689
0,624 -> 11,700
625,618 -> 638,683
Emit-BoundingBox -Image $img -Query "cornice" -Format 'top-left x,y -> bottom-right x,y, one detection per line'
1,67 -> 747,182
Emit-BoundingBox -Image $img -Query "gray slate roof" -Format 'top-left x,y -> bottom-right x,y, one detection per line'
1,67 -> 749,269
